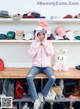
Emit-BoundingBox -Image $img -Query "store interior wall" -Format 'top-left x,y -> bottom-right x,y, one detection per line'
0,0 -> 80,68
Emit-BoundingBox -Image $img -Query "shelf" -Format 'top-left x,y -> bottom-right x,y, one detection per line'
51,40 -> 80,43
0,18 -> 80,24
0,40 -> 32,43
0,40 -> 80,43
13,96 -> 80,102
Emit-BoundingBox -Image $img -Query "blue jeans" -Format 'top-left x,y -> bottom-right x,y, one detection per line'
27,66 -> 56,101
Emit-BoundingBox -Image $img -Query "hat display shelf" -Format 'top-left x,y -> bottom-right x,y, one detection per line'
0,18 -> 80,42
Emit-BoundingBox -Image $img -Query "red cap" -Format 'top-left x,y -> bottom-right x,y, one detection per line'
0,59 -> 4,71
63,14 -> 73,18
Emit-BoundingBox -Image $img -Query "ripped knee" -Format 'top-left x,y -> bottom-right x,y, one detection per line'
51,75 -> 56,80
49,75 -> 56,83
51,75 -> 56,79
27,74 -> 33,81
27,74 -> 32,77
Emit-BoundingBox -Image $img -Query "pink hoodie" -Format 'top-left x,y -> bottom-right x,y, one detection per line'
28,20 -> 55,67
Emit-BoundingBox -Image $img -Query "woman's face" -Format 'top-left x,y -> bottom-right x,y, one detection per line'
37,32 -> 45,42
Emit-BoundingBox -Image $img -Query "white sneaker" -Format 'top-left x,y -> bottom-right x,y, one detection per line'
33,98 -> 42,109
0,93 -> 6,98
22,103 -> 28,109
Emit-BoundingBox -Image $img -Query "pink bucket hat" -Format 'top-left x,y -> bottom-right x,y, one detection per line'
55,26 -> 66,36
37,20 -> 49,31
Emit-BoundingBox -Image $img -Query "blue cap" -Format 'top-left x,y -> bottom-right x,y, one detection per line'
37,29 -> 47,33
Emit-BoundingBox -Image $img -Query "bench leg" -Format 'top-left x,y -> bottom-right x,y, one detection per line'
17,102 -> 22,109
41,79 -> 43,91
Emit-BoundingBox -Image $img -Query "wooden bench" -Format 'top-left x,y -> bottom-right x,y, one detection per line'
0,67 -> 80,79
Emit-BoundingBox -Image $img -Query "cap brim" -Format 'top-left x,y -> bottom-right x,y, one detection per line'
37,29 -> 47,33
0,15 -> 10,18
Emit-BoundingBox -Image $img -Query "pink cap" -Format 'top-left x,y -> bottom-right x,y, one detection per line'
55,26 -> 66,36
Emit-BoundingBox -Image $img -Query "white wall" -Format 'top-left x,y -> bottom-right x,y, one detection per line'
0,0 -> 80,18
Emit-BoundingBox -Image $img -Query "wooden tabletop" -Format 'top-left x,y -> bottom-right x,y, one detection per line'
0,67 -> 80,79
